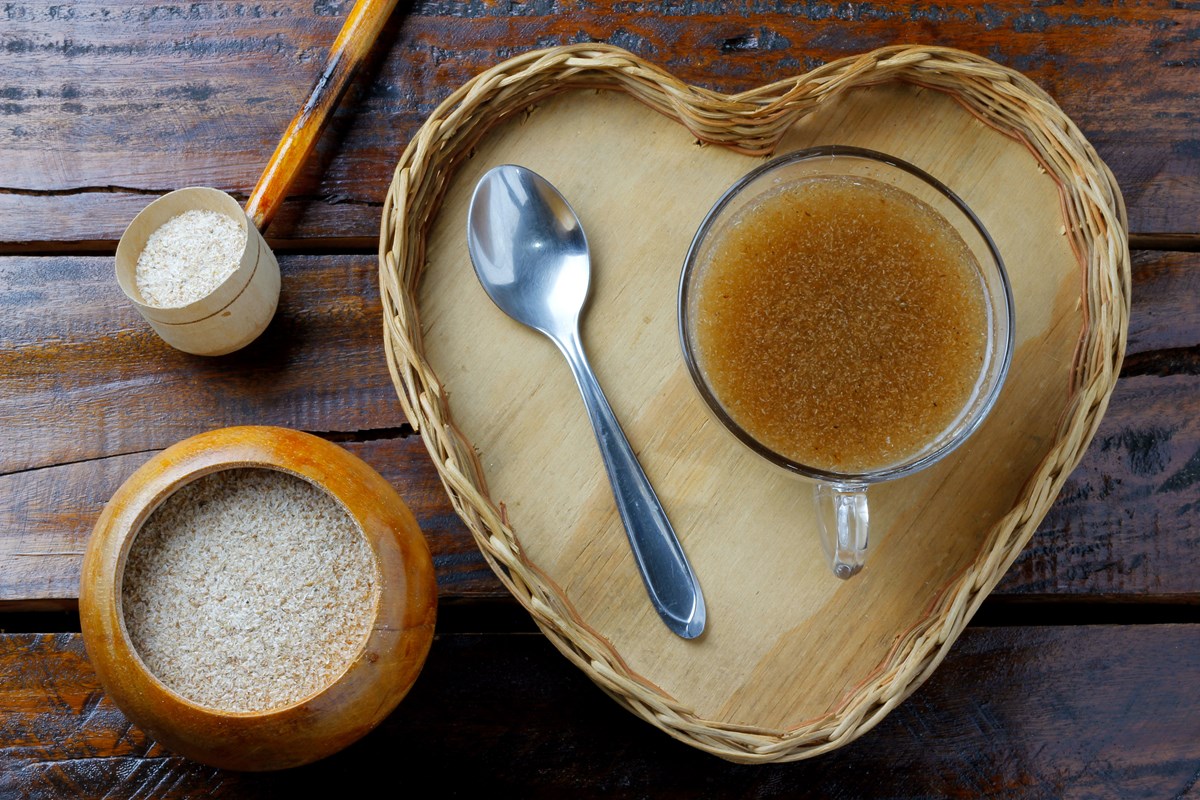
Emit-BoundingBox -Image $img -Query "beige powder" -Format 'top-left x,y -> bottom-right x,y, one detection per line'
135,209 -> 247,308
121,468 -> 379,712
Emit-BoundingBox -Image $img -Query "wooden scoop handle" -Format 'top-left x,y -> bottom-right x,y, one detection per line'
244,0 -> 399,232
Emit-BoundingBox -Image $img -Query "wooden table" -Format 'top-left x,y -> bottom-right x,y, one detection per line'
2,2 -> 1197,796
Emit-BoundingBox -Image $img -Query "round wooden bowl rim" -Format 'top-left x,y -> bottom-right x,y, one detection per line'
80,425 -> 437,768
378,44 -> 1130,763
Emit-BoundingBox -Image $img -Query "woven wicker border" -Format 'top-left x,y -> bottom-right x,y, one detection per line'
378,44 -> 1130,763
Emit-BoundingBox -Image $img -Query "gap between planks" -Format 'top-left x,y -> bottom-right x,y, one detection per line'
0,427 -> 416,480
1122,347 -> 1200,378
0,237 -> 380,257
4,596 -> 1200,634
0,233 -> 1197,258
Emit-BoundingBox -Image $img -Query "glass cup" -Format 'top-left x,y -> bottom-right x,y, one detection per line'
678,146 -> 1014,579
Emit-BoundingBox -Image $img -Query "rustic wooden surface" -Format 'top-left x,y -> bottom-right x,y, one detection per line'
1,0 -> 1198,795
3,628 -> 1200,798
4,251 -> 1193,606
1,1 -> 1198,244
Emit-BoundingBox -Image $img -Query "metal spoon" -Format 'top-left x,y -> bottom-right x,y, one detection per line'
467,164 -> 706,640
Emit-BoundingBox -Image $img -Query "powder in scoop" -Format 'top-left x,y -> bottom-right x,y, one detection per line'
135,209 -> 246,307
121,468 -> 378,712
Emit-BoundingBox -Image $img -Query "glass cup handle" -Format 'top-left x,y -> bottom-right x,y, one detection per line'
815,483 -> 869,579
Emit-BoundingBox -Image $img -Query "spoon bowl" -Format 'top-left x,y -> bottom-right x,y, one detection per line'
467,166 -> 591,335
467,164 -> 706,639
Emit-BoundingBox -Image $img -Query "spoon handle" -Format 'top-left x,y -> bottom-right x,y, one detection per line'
243,0 -> 399,232
556,330 -> 706,639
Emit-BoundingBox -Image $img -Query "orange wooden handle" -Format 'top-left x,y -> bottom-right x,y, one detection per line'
244,0 -> 399,232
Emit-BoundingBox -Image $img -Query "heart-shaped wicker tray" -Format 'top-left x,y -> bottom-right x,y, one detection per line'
379,44 -> 1128,763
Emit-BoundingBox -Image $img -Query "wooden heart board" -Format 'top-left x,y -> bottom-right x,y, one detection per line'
418,82 -> 1081,732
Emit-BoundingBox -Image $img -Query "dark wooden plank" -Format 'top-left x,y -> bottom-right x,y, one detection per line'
997,250 -> 1200,597
1,626 -> 1198,797
0,255 -> 404,474
1125,251 -> 1200,358
0,192 -> 375,254
997,373 -> 1200,598
3,248 -> 1193,472
5,373 -> 1196,608
1,1 -> 1197,243
0,437 -> 493,609
1,250 -> 1197,605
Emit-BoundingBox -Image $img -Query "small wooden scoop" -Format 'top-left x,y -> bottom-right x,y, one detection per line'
114,0 -> 399,355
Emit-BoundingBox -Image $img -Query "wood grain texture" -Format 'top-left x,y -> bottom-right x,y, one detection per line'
998,373 -> 1200,597
4,373 -> 1195,609
0,254 -> 404,474
0,0 -> 1196,243
1125,251 -> 1200,359
0,437 -> 488,608
245,0 -> 401,231
2,627 -> 1198,797
414,77 -> 1100,732
0,249 -> 1193,607
0,0 -> 1193,786
999,251 -> 1200,597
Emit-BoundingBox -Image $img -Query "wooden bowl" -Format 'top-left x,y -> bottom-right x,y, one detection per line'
115,187 -> 281,356
79,426 -> 437,771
